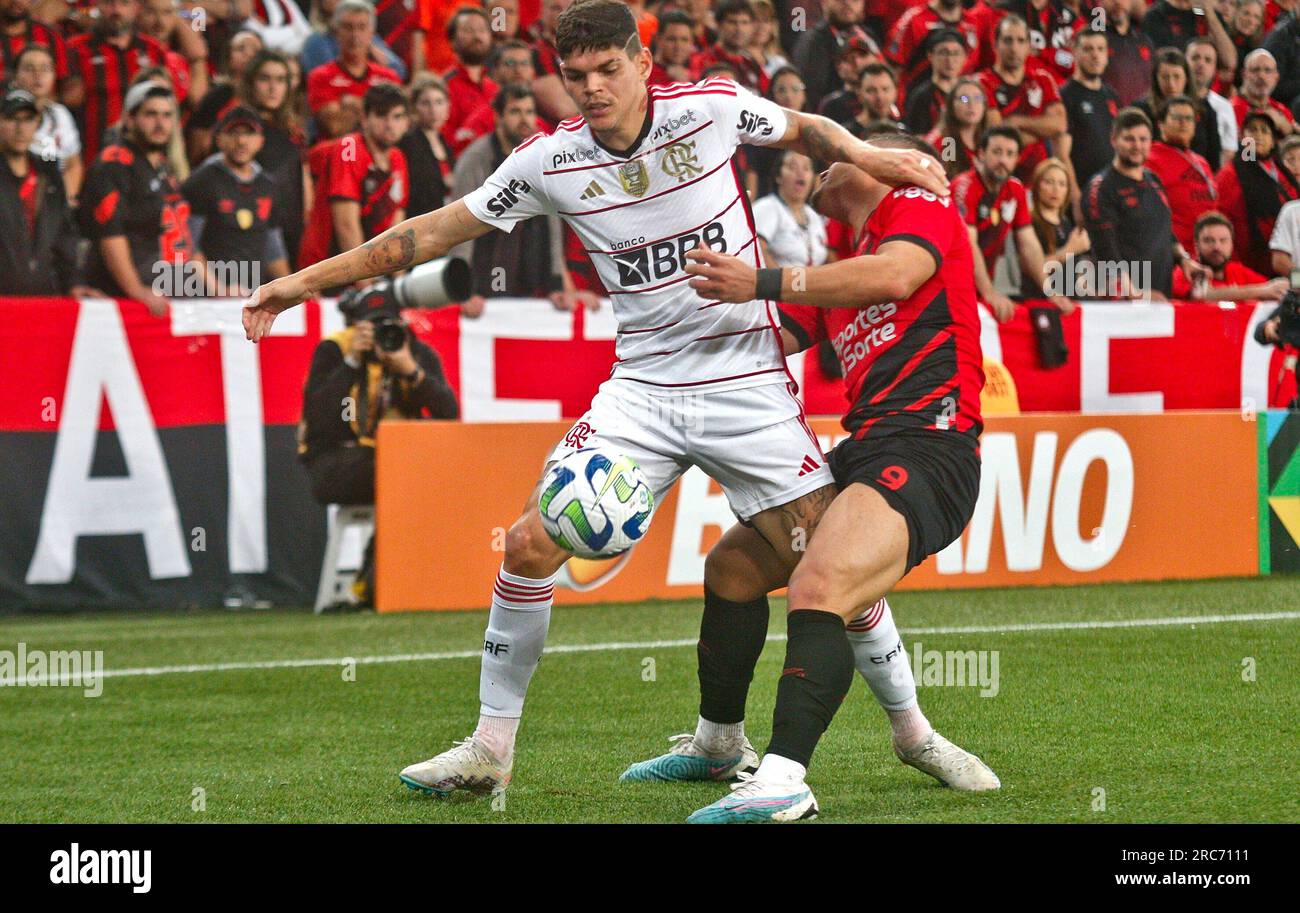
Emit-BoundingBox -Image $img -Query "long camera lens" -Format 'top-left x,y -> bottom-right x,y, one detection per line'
391,257 -> 472,309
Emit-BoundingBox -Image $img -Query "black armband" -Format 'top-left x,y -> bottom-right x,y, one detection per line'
755,267 -> 784,301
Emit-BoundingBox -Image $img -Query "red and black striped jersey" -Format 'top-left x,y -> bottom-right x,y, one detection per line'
66,31 -> 172,164
299,133 -> 409,267
0,18 -> 69,81
780,186 -> 983,441
951,165 -> 1032,275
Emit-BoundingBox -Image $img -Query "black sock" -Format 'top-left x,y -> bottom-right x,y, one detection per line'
697,587 -> 770,725
766,609 -> 854,769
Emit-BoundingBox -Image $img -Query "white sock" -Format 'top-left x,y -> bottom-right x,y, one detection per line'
694,716 -> 745,754
477,566 -> 555,762
755,753 -> 807,784
473,715 -> 519,763
887,705 -> 932,752
847,597 -> 932,750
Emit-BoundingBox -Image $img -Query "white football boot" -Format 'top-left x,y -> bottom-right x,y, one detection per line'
399,736 -> 511,798
619,733 -> 759,782
895,731 -> 1001,791
687,771 -> 820,823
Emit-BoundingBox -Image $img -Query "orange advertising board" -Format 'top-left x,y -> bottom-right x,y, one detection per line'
375,412 -> 1258,612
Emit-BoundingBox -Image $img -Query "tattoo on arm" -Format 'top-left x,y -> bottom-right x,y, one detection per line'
361,227 -> 418,273
799,116 -> 855,165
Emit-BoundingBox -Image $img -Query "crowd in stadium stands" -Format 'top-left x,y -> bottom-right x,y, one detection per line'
10,0 -> 1300,311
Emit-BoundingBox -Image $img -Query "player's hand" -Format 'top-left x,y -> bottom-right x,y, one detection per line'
242,274 -> 310,342
684,245 -> 758,302
1260,277 -> 1290,300
986,291 -> 1016,323
857,143 -> 949,198
349,320 -> 375,360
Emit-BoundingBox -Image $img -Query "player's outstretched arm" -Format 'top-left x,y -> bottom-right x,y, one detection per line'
775,110 -> 949,199
685,240 -> 937,310
241,200 -> 494,342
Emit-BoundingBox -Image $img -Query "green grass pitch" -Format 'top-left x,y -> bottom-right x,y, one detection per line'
1,576 -> 1297,824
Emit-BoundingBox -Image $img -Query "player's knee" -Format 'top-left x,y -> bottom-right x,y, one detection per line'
786,559 -> 841,613
704,542 -> 765,603
503,513 -> 561,571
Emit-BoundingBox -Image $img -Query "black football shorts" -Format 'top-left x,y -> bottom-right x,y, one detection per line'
827,431 -> 981,574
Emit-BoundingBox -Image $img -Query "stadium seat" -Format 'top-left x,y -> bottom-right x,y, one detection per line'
314,505 -> 375,614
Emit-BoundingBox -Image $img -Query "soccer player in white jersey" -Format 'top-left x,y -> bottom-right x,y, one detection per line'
242,0 -> 951,802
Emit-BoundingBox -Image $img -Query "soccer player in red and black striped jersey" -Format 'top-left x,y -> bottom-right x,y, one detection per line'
682,132 -> 1000,823
0,0 -> 68,84
63,0 -> 174,165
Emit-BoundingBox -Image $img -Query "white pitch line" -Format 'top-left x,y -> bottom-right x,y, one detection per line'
4,610 -> 1299,687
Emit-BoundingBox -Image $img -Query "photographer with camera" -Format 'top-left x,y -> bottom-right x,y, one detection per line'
1255,271 -> 1300,409
299,278 -> 460,605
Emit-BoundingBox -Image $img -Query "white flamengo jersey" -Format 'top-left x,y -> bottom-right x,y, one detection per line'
461,77 -> 792,392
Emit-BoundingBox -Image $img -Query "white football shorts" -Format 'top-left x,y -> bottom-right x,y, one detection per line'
546,378 -> 834,521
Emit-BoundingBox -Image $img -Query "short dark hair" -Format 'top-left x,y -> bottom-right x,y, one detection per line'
979,124 -> 1023,151
446,5 -> 490,42
488,38 -> 533,69
1242,109 -> 1279,138
656,10 -> 694,32
715,0 -> 754,23
1157,93 -> 1196,121
858,61 -> 897,85
556,0 -> 641,59
1193,210 -> 1233,239
701,62 -> 739,79
1112,106 -> 1153,136
363,82 -> 408,116
926,28 -> 966,53
492,81 -> 534,116
1073,28 -> 1106,48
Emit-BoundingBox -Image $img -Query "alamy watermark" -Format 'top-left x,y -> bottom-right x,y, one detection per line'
152,258 -> 261,298
1044,255 -> 1153,299
0,643 -> 103,697
889,642 -> 1001,697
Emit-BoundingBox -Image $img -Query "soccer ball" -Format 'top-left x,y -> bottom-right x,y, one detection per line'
538,449 -> 655,558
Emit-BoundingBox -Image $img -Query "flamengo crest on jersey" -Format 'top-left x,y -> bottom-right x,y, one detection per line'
461,78 -> 791,392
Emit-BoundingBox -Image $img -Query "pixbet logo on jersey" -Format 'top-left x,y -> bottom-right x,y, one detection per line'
552,147 -> 599,168
831,301 -> 898,371
485,178 -> 531,217
611,223 -> 726,286
651,109 -> 699,143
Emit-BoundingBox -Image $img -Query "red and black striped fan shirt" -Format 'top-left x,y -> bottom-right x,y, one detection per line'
66,31 -> 171,163
0,18 -> 69,81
